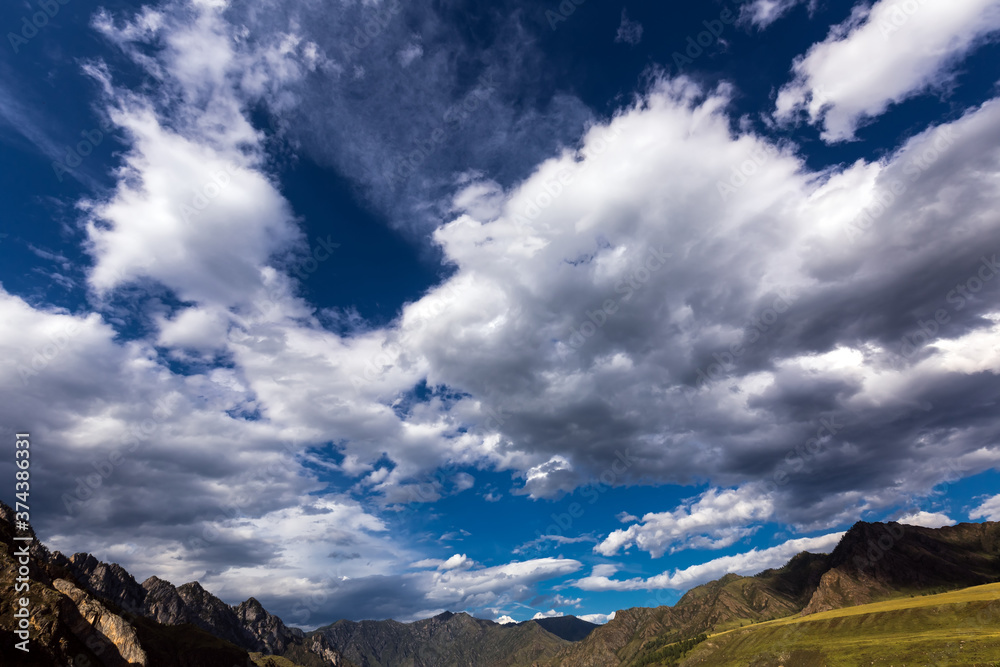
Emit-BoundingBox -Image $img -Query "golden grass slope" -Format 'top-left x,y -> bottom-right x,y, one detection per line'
679,582 -> 1000,667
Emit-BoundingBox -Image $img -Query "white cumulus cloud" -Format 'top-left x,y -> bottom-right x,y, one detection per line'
595,485 -> 775,557
578,611 -> 616,624
775,0 -> 1000,141
970,494 -> 1000,522
896,510 -> 956,528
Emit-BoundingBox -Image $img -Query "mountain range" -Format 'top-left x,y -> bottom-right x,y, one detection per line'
2,500 -> 999,666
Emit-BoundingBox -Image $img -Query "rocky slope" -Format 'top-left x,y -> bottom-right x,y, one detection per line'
4,499 -> 998,667
547,521 -> 1000,666
546,551 -> 830,667
57,550 -> 312,657
0,499 -> 579,667
0,500 -> 358,666
0,501 -> 255,666
313,610 -> 575,667
801,520 -> 1000,614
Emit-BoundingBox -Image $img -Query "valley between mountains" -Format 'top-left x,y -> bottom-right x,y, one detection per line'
3,501 -> 999,666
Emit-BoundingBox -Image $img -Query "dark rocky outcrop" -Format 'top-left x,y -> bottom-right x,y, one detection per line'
0,501 -> 342,666
802,520 -> 1000,614
237,596 -> 306,654
527,615 -> 599,641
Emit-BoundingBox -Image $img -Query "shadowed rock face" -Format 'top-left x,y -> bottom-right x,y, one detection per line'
141,575 -> 199,626
176,580 -> 262,649
0,502 -> 253,666
237,595 -> 306,654
59,547 -> 330,660
60,553 -> 147,617
0,501 -> 346,666
527,615 -> 600,641
53,578 -> 149,666
802,520 -> 1000,614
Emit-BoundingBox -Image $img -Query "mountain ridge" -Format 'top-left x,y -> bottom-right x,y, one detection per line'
3,500 -> 999,667
545,519 -> 1000,667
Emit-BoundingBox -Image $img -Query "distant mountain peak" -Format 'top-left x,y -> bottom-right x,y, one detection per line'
549,520 -> 1000,667
239,596 -> 266,612
3,499 -> 997,667
527,615 -> 600,642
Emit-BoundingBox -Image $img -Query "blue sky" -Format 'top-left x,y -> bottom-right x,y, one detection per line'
2,0 -> 1000,628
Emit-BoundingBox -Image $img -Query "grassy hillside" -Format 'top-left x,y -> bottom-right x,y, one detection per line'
546,553 -> 830,667
679,582 -> 1000,667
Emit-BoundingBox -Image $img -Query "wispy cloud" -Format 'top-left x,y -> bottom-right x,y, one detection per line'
574,533 -> 845,592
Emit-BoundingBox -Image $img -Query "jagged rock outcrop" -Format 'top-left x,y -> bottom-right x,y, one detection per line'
176,580 -> 261,649
801,520 -> 1000,614
53,578 -> 149,666
57,552 -> 148,617
141,575 -> 199,625
61,550 -> 329,661
237,596 -> 306,654
0,501 -> 313,666
279,632 -> 358,667
0,501 -> 254,667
